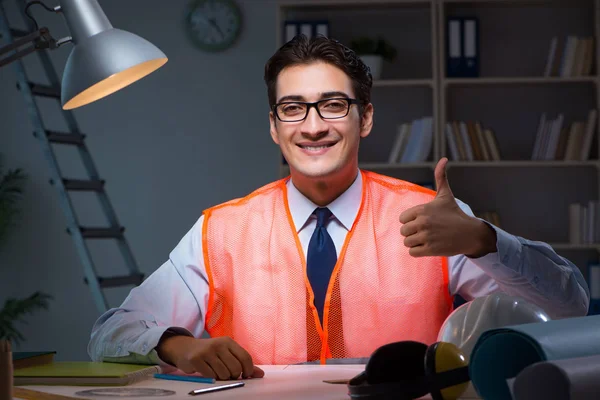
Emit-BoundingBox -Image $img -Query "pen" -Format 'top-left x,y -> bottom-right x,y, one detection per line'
154,373 -> 216,384
188,382 -> 245,396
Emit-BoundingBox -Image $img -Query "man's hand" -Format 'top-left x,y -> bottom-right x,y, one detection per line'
399,157 -> 496,258
156,335 -> 265,380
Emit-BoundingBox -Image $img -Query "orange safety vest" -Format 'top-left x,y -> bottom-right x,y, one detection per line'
202,170 -> 453,365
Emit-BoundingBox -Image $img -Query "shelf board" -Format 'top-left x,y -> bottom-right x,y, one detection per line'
279,162 -> 435,174
549,243 -> 600,251
444,76 -> 597,86
360,162 -> 435,169
280,161 -> 599,173
441,0 -> 570,5
445,160 -> 599,168
279,0 -> 432,7
373,79 -> 434,87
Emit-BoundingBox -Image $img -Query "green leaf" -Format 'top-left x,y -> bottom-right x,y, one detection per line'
0,155 -> 27,246
0,292 -> 53,346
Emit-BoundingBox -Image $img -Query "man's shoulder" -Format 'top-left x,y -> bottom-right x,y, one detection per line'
363,170 -> 436,197
204,178 -> 287,214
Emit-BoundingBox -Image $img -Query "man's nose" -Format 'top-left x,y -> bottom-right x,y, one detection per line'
301,106 -> 328,136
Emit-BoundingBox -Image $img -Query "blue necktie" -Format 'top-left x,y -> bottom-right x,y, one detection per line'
306,207 -> 337,325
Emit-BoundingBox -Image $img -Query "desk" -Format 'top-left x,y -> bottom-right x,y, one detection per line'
13,365 -> 480,400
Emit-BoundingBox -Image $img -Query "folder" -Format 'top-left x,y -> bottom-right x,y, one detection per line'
446,18 -> 463,77
316,23 -> 329,37
462,17 -> 479,77
283,21 -> 330,42
13,361 -> 162,386
284,22 -> 297,43
13,351 -> 56,369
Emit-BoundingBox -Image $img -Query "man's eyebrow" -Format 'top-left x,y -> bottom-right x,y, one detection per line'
276,91 -> 352,103
320,91 -> 350,99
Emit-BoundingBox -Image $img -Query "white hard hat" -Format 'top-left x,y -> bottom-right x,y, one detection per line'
437,292 -> 551,361
436,293 -> 551,399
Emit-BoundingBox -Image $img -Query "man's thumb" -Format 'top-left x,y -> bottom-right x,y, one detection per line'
434,157 -> 453,198
252,365 -> 265,378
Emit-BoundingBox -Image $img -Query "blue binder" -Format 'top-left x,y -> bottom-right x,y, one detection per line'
462,17 -> 479,77
446,17 -> 479,77
446,17 -> 463,77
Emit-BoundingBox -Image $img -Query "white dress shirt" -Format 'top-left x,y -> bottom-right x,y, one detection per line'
88,170 -> 590,366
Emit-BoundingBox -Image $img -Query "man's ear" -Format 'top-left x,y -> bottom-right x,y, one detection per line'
360,103 -> 374,139
269,111 -> 280,145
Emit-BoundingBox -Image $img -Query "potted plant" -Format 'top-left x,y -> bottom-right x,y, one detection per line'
350,36 -> 397,80
0,156 -> 52,346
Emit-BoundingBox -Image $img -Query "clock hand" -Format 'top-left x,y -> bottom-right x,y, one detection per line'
208,17 -> 225,39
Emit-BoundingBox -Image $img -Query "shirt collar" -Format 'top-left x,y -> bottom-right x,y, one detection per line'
286,170 -> 363,232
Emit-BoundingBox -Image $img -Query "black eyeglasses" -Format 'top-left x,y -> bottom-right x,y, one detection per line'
272,98 -> 360,122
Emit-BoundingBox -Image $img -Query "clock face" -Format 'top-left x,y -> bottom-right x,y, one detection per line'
185,0 -> 242,52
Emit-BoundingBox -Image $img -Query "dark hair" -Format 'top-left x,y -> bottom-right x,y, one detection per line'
264,34 -> 372,110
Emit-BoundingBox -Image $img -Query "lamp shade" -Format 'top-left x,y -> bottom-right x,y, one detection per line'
58,0 -> 167,110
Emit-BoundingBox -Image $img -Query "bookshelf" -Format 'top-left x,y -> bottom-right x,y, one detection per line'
373,79 -> 435,87
275,0 -> 600,278
445,76 -> 597,85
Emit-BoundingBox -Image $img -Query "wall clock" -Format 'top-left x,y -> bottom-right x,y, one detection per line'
184,0 -> 242,52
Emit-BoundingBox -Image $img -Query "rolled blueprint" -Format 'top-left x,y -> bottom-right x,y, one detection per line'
467,314 -> 600,400
512,355 -> 600,400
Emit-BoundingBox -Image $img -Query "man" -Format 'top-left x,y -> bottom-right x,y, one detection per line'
88,35 -> 590,381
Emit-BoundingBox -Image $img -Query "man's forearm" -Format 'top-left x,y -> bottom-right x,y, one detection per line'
87,309 -> 193,365
466,222 -> 590,319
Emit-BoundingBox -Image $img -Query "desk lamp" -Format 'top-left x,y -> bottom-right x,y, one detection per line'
0,0 -> 168,109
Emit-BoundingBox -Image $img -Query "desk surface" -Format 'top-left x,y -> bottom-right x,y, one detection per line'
14,365 -> 480,400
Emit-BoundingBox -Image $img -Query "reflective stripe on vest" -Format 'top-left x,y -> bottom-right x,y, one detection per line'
202,170 -> 453,365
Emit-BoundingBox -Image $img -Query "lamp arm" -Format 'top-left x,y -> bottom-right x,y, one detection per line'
0,27 -> 49,68
0,1 -> 72,69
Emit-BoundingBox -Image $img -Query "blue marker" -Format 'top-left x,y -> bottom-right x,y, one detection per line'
154,373 -> 216,384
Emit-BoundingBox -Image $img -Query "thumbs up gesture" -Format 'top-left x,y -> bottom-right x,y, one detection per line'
399,158 -> 496,258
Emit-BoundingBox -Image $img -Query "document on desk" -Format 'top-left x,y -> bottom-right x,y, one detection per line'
14,364 -> 366,400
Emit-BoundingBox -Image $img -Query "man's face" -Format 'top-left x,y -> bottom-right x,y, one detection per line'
269,62 -> 373,181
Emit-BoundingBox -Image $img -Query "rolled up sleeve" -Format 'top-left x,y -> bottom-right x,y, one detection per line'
87,216 -> 210,365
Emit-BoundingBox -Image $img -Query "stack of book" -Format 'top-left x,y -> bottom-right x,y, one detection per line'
569,200 -> 599,244
588,262 -> 600,315
387,116 -> 434,164
445,121 -> 501,161
12,351 -> 56,369
543,36 -> 595,77
531,109 -> 597,161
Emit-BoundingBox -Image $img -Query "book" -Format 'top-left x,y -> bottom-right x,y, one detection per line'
14,361 -> 162,386
13,351 -> 56,369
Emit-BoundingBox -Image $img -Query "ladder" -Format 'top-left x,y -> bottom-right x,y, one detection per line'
0,0 -> 144,314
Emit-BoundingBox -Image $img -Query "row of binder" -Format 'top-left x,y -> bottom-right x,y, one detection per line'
447,17 -> 479,77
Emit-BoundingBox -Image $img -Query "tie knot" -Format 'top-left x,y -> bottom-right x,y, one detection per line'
314,207 -> 332,228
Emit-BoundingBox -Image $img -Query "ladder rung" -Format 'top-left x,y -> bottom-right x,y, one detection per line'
28,83 -> 60,98
63,179 -> 105,192
10,28 -> 28,37
80,227 -> 124,239
84,273 -> 145,288
46,131 -> 85,145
